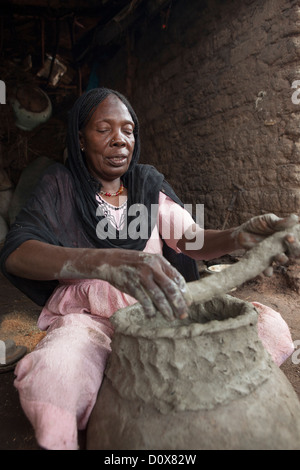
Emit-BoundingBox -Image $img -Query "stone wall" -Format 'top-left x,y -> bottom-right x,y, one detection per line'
99,0 -> 300,229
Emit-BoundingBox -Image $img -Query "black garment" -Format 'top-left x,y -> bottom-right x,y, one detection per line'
0,163 -> 199,306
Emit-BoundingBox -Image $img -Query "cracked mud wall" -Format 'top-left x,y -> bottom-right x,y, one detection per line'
99,0 -> 300,228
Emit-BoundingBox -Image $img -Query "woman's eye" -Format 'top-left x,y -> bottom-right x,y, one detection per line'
97,128 -> 110,133
123,129 -> 133,135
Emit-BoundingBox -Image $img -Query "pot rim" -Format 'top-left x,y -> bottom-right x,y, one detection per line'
111,295 -> 258,339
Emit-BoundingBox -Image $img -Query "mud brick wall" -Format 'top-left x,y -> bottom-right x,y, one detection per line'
99,0 -> 300,228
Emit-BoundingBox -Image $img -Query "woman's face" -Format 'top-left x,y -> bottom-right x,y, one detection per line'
79,94 -> 135,183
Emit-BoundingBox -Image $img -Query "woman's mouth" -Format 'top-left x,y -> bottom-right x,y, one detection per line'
107,156 -> 128,167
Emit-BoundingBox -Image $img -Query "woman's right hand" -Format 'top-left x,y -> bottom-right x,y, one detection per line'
91,250 -> 192,321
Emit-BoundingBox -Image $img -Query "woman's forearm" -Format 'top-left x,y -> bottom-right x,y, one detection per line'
177,225 -> 238,261
5,240 -> 117,281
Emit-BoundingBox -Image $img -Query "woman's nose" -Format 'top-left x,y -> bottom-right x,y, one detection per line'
110,131 -> 126,146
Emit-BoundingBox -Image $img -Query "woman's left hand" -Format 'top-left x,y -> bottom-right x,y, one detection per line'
232,213 -> 300,275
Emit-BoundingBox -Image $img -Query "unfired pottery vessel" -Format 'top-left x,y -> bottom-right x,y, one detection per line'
87,295 -> 300,450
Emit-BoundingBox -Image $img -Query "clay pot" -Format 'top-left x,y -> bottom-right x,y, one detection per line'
11,85 -> 52,131
87,295 -> 300,450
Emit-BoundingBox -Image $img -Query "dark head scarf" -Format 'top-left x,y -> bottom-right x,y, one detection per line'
66,87 -> 141,192
65,87 -> 167,250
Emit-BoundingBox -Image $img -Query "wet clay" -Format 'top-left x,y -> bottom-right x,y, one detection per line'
188,222 -> 300,304
87,294 -> 300,450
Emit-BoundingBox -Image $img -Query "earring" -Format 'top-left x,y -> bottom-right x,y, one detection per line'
81,147 -> 85,151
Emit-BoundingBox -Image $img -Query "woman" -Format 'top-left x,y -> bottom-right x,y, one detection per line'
0,87 -> 298,450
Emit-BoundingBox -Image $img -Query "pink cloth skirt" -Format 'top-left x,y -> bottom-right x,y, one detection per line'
14,279 -> 136,450
14,280 -> 295,450
253,301 -> 294,367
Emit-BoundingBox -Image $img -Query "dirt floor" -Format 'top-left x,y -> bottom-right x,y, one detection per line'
1,260 -> 300,450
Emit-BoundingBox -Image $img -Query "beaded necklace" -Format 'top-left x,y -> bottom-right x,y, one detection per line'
98,184 -> 124,197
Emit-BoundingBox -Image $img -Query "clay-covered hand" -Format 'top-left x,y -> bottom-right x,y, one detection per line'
98,250 -> 191,321
232,213 -> 300,275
